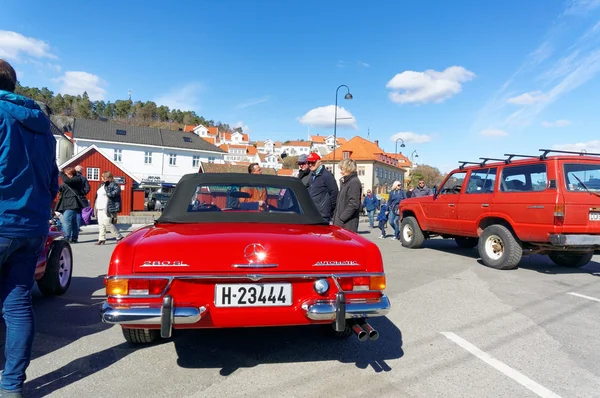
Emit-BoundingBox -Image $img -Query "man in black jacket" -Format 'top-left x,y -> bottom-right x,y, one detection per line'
306,152 -> 338,222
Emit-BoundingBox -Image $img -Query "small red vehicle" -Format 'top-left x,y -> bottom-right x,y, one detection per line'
101,173 -> 390,344
36,227 -> 73,295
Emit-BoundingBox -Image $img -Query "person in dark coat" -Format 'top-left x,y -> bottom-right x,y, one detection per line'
412,178 -> 433,197
74,165 -> 91,230
333,159 -> 362,233
296,154 -> 311,188
387,180 -> 407,240
56,166 -> 86,242
306,152 -> 338,223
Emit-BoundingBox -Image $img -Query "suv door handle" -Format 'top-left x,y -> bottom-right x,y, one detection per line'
448,204 -> 455,207
481,204 -> 490,207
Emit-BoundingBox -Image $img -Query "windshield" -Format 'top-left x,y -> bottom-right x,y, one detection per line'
187,184 -> 303,215
564,163 -> 600,192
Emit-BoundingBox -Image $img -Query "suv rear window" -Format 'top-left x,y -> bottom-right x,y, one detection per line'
500,164 -> 548,192
564,163 -> 600,192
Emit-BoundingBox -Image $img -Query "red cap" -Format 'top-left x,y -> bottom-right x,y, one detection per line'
307,152 -> 321,162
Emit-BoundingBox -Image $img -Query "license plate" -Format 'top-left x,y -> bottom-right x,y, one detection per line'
590,212 -> 600,221
214,283 -> 292,307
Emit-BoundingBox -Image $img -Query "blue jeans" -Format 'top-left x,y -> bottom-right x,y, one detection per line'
62,209 -> 80,241
367,210 -> 375,227
0,235 -> 45,393
389,211 -> 399,238
76,212 -> 83,230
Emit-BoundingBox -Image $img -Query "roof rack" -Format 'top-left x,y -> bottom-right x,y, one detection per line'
458,161 -> 484,170
503,153 -> 539,163
538,148 -> 600,159
479,157 -> 509,165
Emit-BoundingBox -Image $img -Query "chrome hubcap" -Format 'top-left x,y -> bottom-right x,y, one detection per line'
485,235 -> 504,260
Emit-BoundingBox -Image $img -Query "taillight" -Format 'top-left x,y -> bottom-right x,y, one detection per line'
105,278 -> 169,296
554,204 -> 565,226
338,275 -> 386,291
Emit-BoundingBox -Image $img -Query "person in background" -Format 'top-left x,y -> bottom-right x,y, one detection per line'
94,171 -> 124,245
241,163 -> 268,210
333,159 -> 362,232
362,189 -> 380,228
74,165 -> 90,230
306,152 -> 338,223
387,180 -> 407,240
412,178 -> 433,197
406,183 -> 414,198
0,59 -> 59,397
296,154 -> 311,187
377,199 -> 389,239
56,167 -> 86,243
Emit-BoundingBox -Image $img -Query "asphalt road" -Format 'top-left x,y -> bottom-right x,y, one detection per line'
3,224 -> 600,398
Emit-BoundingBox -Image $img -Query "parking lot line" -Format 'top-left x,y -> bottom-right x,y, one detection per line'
567,292 -> 600,303
440,332 -> 562,398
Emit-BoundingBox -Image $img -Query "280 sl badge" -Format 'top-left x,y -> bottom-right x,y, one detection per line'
141,261 -> 190,267
313,261 -> 360,266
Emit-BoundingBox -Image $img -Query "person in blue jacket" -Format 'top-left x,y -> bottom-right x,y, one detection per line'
362,189 -> 380,228
0,59 -> 59,396
376,199 -> 389,239
387,180 -> 407,240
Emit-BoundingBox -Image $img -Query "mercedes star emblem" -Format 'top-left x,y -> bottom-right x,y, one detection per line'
244,243 -> 267,263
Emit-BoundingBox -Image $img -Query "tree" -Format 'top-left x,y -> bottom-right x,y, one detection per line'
410,164 -> 444,188
282,155 -> 299,170
77,92 -> 93,119
115,99 -> 132,119
157,105 -> 170,122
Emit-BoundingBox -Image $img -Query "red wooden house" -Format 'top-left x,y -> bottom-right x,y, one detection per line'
58,145 -> 140,215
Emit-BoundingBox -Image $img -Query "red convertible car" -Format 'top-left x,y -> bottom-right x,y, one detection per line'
36,228 -> 73,296
101,173 -> 390,344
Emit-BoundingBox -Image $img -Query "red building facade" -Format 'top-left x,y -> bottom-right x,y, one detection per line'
58,145 -> 140,215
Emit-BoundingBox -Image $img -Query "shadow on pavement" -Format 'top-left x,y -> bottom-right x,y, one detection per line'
0,275 -> 111,397
173,316 -> 403,375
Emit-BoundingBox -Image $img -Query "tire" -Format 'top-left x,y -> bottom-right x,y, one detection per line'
122,327 -> 160,344
326,321 -> 353,339
478,225 -> 522,270
400,217 -> 425,248
548,252 -> 594,268
37,240 -> 73,296
455,237 -> 479,249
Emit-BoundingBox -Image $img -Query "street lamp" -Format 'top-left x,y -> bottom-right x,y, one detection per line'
333,84 -> 353,179
411,150 -> 419,165
395,138 -> 406,187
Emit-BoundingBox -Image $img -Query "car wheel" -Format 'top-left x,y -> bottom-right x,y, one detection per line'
37,240 -> 73,296
478,225 -> 522,270
455,237 -> 479,249
548,252 -> 594,268
122,327 -> 160,344
400,217 -> 425,248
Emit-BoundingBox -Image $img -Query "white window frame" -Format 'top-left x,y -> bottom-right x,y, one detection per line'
114,149 -> 122,162
169,153 -> 177,166
144,151 -> 152,164
208,157 -> 215,164
192,155 -> 200,168
86,167 -> 100,181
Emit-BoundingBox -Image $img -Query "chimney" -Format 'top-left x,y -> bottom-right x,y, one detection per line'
374,140 -> 379,147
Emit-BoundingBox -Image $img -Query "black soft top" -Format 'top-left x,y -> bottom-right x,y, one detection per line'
156,173 -> 327,225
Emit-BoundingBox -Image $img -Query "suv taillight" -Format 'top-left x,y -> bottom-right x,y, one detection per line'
554,204 -> 565,226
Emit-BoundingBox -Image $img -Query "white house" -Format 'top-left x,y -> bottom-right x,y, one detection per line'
256,139 -> 283,155
309,134 -> 347,154
70,119 -> 226,186
280,141 -> 312,157
219,143 -> 260,163
259,153 -> 283,170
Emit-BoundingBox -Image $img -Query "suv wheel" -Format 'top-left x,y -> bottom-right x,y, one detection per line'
455,237 -> 479,249
400,217 -> 425,248
548,252 -> 594,268
478,225 -> 522,270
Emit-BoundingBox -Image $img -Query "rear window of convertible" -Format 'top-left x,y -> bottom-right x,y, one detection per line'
188,184 -> 304,214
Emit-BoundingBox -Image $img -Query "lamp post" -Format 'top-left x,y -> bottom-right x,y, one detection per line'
395,138 -> 406,187
411,150 -> 419,165
333,84 -> 353,179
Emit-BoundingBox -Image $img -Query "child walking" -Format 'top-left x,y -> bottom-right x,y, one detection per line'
377,199 -> 389,239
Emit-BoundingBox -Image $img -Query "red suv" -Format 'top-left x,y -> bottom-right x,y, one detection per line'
399,149 -> 600,270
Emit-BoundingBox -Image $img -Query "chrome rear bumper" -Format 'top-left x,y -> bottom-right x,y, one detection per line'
304,293 -> 391,322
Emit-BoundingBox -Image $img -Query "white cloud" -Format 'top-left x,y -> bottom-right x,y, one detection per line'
541,119 -> 572,127
336,60 -> 347,68
564,0 -> 600,15
54,71 -> 107,101
298,105 -> 357,129
154,82 -> 203,111
0,30 -> 57,61
386,66 -> 475,104
357,61 -> 370,68
233,121 -> 250,133
480,129 -> 508,137
235,95 -> 270,109
390,131 -> 432,144
507,91 -> 548,105
553,139 -> 600,152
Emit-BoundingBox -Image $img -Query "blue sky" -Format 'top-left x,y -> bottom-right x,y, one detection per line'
2,0 -> 599,172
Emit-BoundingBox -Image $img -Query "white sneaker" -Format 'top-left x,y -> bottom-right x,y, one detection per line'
390,236 -> 397,240
378,235 -> 385,239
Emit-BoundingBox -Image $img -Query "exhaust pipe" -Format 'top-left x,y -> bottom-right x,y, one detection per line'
351,322 -> 368,341
358,320 -> 379,341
